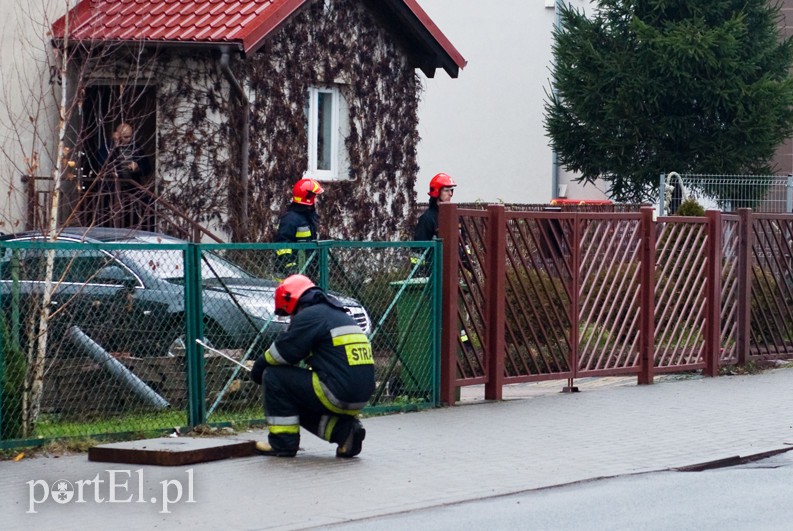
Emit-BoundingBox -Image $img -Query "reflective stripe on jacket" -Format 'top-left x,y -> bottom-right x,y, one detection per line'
275,204 -> 319,276
265,291 -> 375,406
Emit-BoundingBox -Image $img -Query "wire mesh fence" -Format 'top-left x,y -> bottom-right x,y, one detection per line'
659,173 -> 793,215
0,235 -> 440,449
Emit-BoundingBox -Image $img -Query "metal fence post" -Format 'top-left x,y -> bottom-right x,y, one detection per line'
705,210 -> 722,376
0,308 -> 4,438
484,205 -> 506,401
659,173 -> 667,216
438,202 -> 459,405
787,175 -> 793,213
318,242 -> 329,291
639,207 -> 656,384
431,239 -> 443,406
185,243 -> 206,427
570,213 -> 581,382
737,208 -> 752,365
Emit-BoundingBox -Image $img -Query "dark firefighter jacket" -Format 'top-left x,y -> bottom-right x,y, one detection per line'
275,203 -> 319,277
414,202 -> 439,241
251,289 -> 375,411
412,202 -> 473,275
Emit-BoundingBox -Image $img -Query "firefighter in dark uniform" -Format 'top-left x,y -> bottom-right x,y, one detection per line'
275,178 -> 323,280
414,172 -> 457,242
413,172 -> 473,353
412,172 -> 471,275
250,274 -> 374,458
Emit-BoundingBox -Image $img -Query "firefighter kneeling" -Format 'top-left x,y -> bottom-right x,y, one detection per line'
250,274 -> 374,458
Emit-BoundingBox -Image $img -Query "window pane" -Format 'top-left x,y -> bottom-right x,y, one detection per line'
66,254 -> 118,284
117,249 -> 248,281
317,92 -> 333,171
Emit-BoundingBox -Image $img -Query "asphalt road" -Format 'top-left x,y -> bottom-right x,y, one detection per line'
330,451 -> 793,530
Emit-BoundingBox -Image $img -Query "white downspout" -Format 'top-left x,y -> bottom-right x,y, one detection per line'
551,0 -> 563,200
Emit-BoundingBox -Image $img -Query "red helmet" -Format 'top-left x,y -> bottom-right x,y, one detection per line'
428,172 -> 457,198
293,178 -> 324,206
274,274 -> 316,316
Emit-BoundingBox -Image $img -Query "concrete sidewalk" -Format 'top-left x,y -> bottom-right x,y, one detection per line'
2,369 -> 792,530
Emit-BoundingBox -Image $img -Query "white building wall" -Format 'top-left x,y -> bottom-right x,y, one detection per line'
416,0 -> 604,204
0,0 -> 62,231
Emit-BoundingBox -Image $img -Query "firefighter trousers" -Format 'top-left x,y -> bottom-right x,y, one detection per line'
261,365 -> 362,453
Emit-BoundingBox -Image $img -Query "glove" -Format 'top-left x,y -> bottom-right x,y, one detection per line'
250,356 -> 268,385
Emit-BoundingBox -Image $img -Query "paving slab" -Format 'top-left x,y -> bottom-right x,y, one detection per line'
88,437 -> 257,466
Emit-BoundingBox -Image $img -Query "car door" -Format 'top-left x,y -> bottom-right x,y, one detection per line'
0,243 -> 122,355
58,250 -> 145,353
0,245 -> 54,352
0,239 -> 150,354
66,248 -> 186,356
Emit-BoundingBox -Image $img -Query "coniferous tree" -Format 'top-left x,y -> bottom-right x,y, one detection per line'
545,0 -> 793,202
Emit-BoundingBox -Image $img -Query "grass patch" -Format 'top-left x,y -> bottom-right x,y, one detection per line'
34,410 -> 189,439
1,433 -> 142,461
207,406 -> 264,426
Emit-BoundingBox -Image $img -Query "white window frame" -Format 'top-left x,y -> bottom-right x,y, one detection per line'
306,86 -> 341,181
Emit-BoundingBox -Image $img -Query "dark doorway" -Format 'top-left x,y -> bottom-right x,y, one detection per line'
78,85 -> 157,230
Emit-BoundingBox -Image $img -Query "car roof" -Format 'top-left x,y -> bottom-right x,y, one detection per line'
0,227 -> 187,244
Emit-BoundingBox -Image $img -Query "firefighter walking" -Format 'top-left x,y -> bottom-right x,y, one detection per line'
250,275 -> 374,458
274,178 -> 323,279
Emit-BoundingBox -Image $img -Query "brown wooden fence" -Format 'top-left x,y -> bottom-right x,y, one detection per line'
439,205 -> 793,405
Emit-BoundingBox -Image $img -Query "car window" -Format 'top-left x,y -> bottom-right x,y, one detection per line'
0,248 -> 61,282
0,248 -> 22,280
60,253 -> 122,283
1,237 -> 250,283
0,247 -> 125,284
117,249 -> 251,281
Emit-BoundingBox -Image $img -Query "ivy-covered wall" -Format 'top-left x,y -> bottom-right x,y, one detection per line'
155,0 -> 421,242
157,55 -> 233,235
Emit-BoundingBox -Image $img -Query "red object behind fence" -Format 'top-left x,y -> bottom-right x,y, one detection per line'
550,198 -> 614,206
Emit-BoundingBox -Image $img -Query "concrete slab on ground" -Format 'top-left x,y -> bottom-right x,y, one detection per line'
88,437 -> 256,466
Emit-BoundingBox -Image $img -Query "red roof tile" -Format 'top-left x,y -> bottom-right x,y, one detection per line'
52,0 -> 293,52
51,0 -> 466,76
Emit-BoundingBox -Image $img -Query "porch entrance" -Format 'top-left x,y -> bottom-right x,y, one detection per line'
78,84 -> 157,230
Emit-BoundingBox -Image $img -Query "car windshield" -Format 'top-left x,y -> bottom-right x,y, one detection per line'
117,249 -> 252,281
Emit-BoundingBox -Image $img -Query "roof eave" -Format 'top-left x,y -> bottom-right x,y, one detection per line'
241,0 -> 310,54
49,0 -> 464,76
51,0 -> 97,41
50,37 -> 244,55
401,0 -> 466,73
368,0 -> 466,79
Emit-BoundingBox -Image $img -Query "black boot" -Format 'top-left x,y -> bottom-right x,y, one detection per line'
336,420 -> 366,458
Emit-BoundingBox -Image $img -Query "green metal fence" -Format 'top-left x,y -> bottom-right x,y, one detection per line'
0,238 -> 441,450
